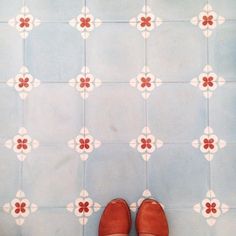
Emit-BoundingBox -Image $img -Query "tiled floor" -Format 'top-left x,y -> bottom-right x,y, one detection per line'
0,0 -> 236,235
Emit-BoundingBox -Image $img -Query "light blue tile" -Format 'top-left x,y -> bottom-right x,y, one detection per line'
25,0 -> 83,21
148,22 -> 207,82
208,0 -> 236,20
86,0 -> 144,21
0,210 -> 21,236
0,1 -> 22,21
85,144 -> 146,206
148,144 -> 209,208
209,21 -> 236,81
0,148 -> 21,207
24,83 -> 83,145
86,23 -> 144,82
209,83 -> 236,141
86,83 -> 146,143
25,23 -> 84,82
210,209 -> 236,236
0,24 -> 23,82
21,208 -> 83,236
147,83 -> 207,143
166,209 -> 210,236
22,146 -> 83,207
0,85 -> 23,143
147,0 -> 207,21
211,144 -> 236,208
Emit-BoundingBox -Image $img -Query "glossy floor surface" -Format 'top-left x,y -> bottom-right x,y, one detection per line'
0,0 -> 236,235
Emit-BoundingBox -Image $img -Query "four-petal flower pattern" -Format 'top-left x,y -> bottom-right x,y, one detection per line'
68,127 -> 101,161
8,6 -> 40,39
69,66 -> 101,99
192,127 -> 226,161
130,66 -> 162,99
130,127 -> 163,161
191,65 -> 225,98
193,190 -> 229,226
3,190 -> 38,225
5,127 -> 39,161
69,7 -> 102,39
67,189 -> 101,225
130,6 -> 162,38
191,4 -> 225,37
7,66 -> 40,99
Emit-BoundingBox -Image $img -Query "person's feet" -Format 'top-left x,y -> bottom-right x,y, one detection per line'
136,199 -> 169,236
98,199 -> 131,236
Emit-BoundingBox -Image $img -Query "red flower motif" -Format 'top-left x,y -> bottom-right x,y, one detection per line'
78,201 -> 89,213
17,139 -> 28,150
80,17 -> 91,28
205,202 -> 217,214
202,76 -> 214,87
15,202 -> 26,214
202,15 -> 214,26
141,77 -> 151,88
140,16 -> 152,27
19,18 -> 30,28
141,138 -> 152,149
203,138 -> 215,150
80,77 -> 90,88
79,138 -> 90,150
18,77 -> 29,88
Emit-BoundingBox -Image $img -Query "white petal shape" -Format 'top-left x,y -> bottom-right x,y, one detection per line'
3,203 -> 11,213
94,19 -> 102,27
142,66 -> 150,73
207,218 -> 216,226
130,202 -> 137,212
142,153 -> 150,161
203,91 -> 211,98
79,217 -> 88,225
156,18 -> 162,26
32,140 -> 39,148
203,65 -> 213,72
156,139 -> 163,148
94,202 -> 101,211
221,204 -> 229,213
20,32 -> 29,39
17,154 -> 26,161
146,6 -> 151,13
204,126 -> 213,134
33,78 -> 40,87
80,154 -> 88,161
191,16 -> 198,25
218,16 -> 225,24
8,18 -> 15,26
19,127 -> 27,135
143,189 -> 151,198
81,31 -> 89,39
16,190 -> 25,198
69,18 -> 77,27
218,77 -> 225,86
129,17 -> 137,26
219,139 -> 226,149
81,127 -> 89,135
34,19 -> 41,26
205,153 -> 213,161
5,139 -> 13,149
68,139 -> 75,149
142,126 -> 151,134
190,78 -> 198,87
129,78 -> 137,87
30,203 -> 38,212
192,139 -> 199,148
80,189 -> 89,198
207,190 -> 215,198
94,140 -> 101,148
142,31 -> 150,39
7,78 -> 15,87
19,93 -> 28,99
203,30 -> 212,38
193,203 -> 201,213
203,4 -> 213,12
67,202 -> 74,212
21,6 -> 30,13
129,139 -> 137,148
82,6 -> 90,14
142,92 -> 150,99
16,218 -> 25,226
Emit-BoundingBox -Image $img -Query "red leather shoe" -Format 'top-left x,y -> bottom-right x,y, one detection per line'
136,199 -> 169,236
98,199 -> 131,236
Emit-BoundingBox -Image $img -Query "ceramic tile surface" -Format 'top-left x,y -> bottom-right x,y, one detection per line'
0,0 -> 236,235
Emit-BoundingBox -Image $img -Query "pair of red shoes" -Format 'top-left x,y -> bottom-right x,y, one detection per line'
99,198 -> 169,236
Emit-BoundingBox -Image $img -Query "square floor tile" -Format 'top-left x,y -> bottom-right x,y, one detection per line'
210,209 -> 236,236
86,23 -> 145,83
0,85 -> 23,144
209,21 -> 236,81
0,148 -> 21,207
148,144 -> 209,208
208,0 -> 236,20
86,0 -> 144,22
25,23 -> 84,82
147,0 -> 207,21
166,209 -> 210,236
147,22 -> 207,82
209,83 -> 236,142
86,83 -> 146,143
0,210 -> 20,236
25,0 -> 83,21
24,83 -> 83,145
0,23 -> 23,82
22,146 -> 83,207
211,144 -> 236,208
85,144 -> 146,207
0,1 -> 22,21
21,208 -> 83,236
147,83 -> 207,143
